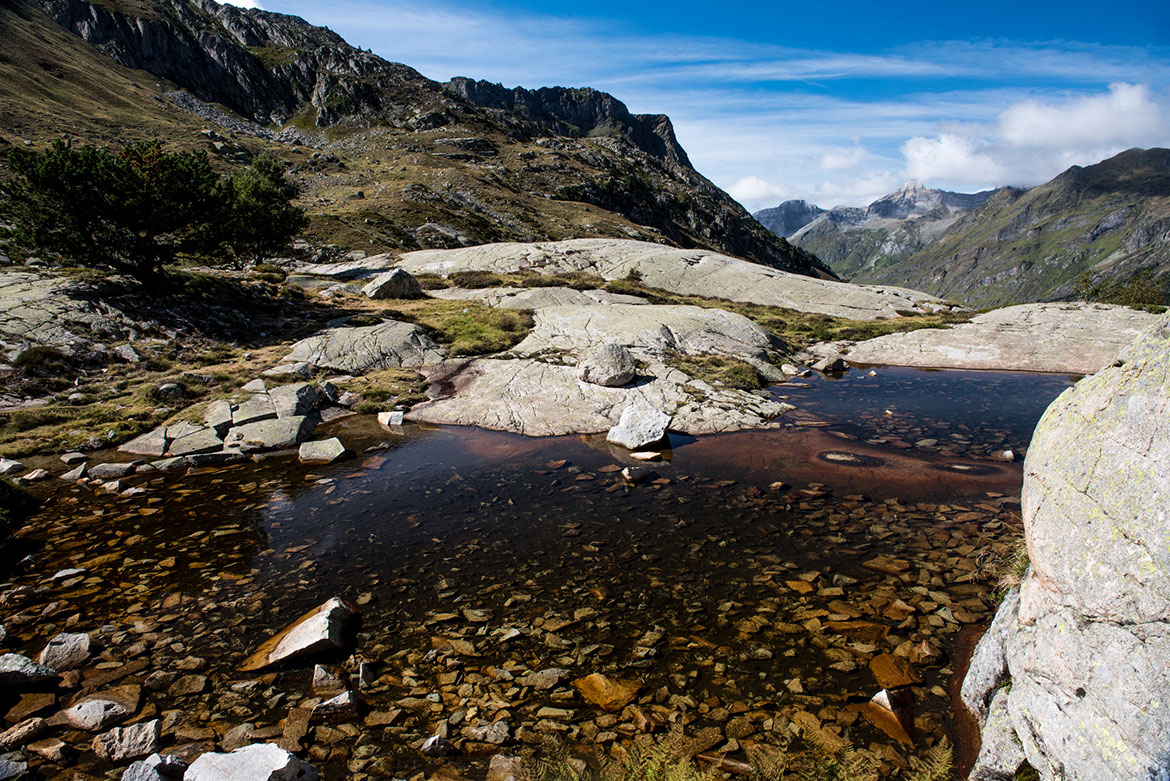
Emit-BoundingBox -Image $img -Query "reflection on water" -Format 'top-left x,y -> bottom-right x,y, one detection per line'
2,368 -> 1073,778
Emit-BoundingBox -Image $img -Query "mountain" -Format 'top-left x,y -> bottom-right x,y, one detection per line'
0,0 -> 830,277
754,182 -> 998,280
852,149 -> 1170,306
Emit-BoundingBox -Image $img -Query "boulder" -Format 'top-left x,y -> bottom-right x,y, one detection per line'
166,428 -> 224,457
240,598 -> 356,671
92,719 -> 160,762
121,752 -> 188,781
225,416 -> 314,453
577,344 -> 636,387
361,268 -> 424,299
962,313 -> 1170,780
283,321 -> 445,374
184,743 -> 318,781
63,698 -> 130,731
269,383 -> 322,418
38,632 -> 90,672
298,439 -> 347,464
606,403 -> 670,449
0,653 -> 58,688
232,394 -> 277,426
377,411 -> 404,428
118,427 -> 169,457
86,462 -> 136,479
204,400 -> 234,437
60,452 -> 86,464
0,458 -> 24,476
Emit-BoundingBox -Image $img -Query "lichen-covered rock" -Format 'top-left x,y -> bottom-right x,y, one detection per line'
224,416 -> 314,453
577,344 -> 636,387
298,438 -> 347,464
963,313 -> 1170,780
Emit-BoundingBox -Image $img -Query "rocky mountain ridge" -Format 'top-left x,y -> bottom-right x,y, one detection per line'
3,0 -> 828,276
754,182 -> 998,281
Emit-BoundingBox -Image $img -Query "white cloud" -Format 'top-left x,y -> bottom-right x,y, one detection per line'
901,83 -> 1170,192
727,176 -> 790,203
819,144 -> 869,171
222,0 -> 263,7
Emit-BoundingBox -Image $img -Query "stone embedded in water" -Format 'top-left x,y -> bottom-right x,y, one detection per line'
0,653 -> 58,688
87,462 -> 137,480
377,410 -> 404,428
298,438 -> 347,464
868,653 -> 920,689
37,632 -> 90,672
60,463 -> 87,481
517,668 -> 568,690
60,452 -> 86,464
421,735 -> 454,757
576,344 -> 636,387
311,665 -> 345,694
64,698 -> 130,731
0,717 -> 46,750
605,403 -> 670,449
184,743 -> 318,781
92,718 -> 160,762
0,759 -> 28,780
225,416 -> 315,454
0,458 -> 24,475
121,752 -> 188,781
573,673 -> 640,711
240,597 -> 356,672
310,690 -> 359,723
362,268 -> 424,299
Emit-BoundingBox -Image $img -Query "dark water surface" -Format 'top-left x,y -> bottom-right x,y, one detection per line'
2,368 -> 1075,778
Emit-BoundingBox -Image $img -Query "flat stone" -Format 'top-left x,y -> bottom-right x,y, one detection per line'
93,719 -> 160,762
225,416 -> 314,454
60,452 -> 86,464
0,654 -> 58,688
0,717 -> 46,750
606,402 -> 671,449
869,653 -> 921,689
167,674 -> 208,697
184,743 -> 319,781
37,632 -> 90,672
232,394 -> 277,426
396,238 -> 949,320
26,737 -> 68,763
60,463 -> 87,481
269,383 -> 322,418
204,400 -> 234,437
284,320 -> 446,374
809,303 -> 1162,374
242,379 -> 267,393
362,268 -> 424,299
310,690 -> 359,723
118,426 -> 168,457
0,458 -> 24,475
298,438 -> 347,464
240,598 -> 356,672
87,462 -> 137,480
0,759 -> 27,780
166,428 -> 224,458
573,673 -> 640,711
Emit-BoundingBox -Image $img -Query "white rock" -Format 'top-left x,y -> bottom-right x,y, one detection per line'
377,411 -> 404,428
361,268 -> 423,299
298,438 -> 347,464
0,458 -> 24,475
92,719 -> 159,762
240,598 -> 355,671
120,752 -> 187,781
606,403 -> 671,449
185,743 -> 318,781
576,344 -> 636,387
64,699 -> 130,731
0,653 -> 58,687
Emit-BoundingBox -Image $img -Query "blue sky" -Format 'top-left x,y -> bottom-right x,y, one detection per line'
228,0 -> 1170,209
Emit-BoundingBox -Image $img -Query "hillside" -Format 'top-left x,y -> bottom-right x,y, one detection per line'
853,148 -> 1170,306
755,182 -> 998,280
0,0 -> 829,276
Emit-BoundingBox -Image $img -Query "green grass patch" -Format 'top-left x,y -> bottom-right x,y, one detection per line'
335,368 -> 429,413
381,299 -> 535,356
665,352 -> 765,390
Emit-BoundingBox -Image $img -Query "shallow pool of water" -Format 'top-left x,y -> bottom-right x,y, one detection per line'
1,367 -> 1074,778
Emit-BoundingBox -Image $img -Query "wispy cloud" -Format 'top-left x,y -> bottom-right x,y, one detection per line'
263,0 -> 1170,208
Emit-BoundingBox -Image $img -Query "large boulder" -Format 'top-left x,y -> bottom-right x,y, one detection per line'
577,344 -> 636,387
241,598 -> 356,672
606,402 -> 671,449
224,417 -> 314,454
361,268 -> 424,299
962,313 -> 1170,780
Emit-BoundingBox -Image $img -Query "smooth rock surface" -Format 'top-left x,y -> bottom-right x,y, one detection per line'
577,344 -> 636,387
395,238 -> 949,320
184,743 -> 318,781
283,320 -> 445,374
361,268 -> 423,299
430,285 -> 647,309
225,416 -> 314,453
241,598 -> 356,671
809,303 -> 1161,374
64,698 -> 130,731
963,313 -> 1170,780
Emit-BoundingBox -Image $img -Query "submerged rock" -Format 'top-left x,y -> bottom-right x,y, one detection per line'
92,718 -> 160,762
298,438 -> 347,464
0,654 -> 57,688
37,632 -> 90,672
240,598 -> 356,672
185,743 -> 318,781
962,313 -> 1170,779
225,416 -> 314,453
573,673 -> 640,711
121,752 -> 188,781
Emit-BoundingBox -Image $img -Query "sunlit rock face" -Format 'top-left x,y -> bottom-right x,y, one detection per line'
962,313 -> 1170,780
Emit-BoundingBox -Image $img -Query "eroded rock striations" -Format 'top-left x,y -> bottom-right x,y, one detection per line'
962,312 -> 1170,779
